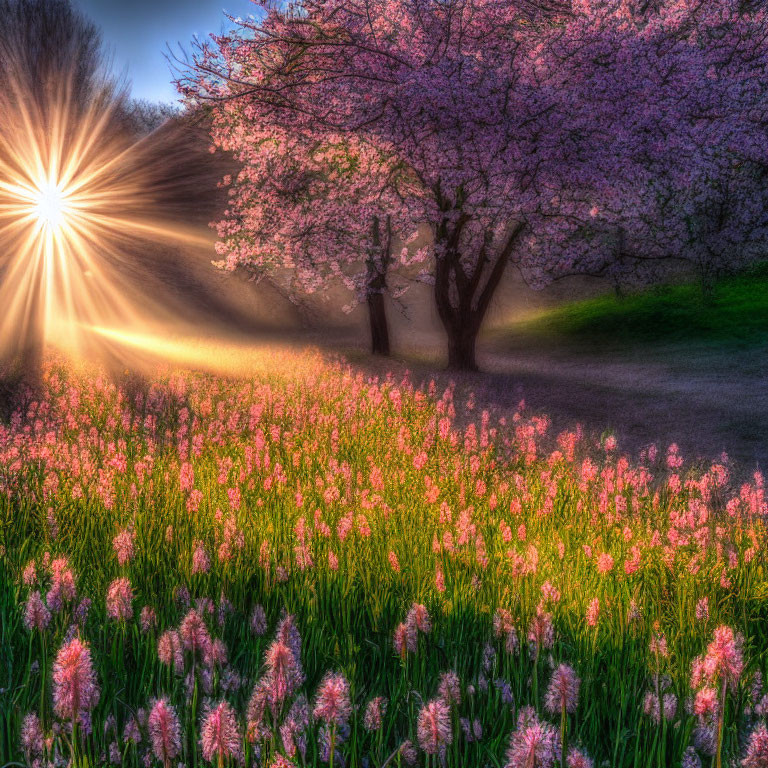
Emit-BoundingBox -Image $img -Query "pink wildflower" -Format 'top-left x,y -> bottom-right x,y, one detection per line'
24,590 -> 50,631
567,748 -> 594,768
363,696 -> 386,731
140,606 -> 157,632
106,577 -> 134,621
505,707 -> 559,768
417,698 -> 452,755
544,664 -> 580,715
112,529 -> 135,566
47,557 -> 76,612
406,603 -> 431,634
586,598 -> 600,628
393,622 -> 416,657
200,701 -> 241,764
158,630 -> 184,674
398,740 -> 418,765
693,686 -> 719,718
20,712 -> 43,758
437,670 -> 461,706
148,698 -> 181,766
52,637 -> 99,724
265,637 -> 303,705
180,462 -> 194,492
703,625 -> 744,687
192,541 -> 211,575
313,672 -> 352,727
528,606 -> 555,652
180,610 -> 211,661
22,560 -> 37,586
250,605 -> 267,635
743,723 -> 768,768
596,553 -> 614,574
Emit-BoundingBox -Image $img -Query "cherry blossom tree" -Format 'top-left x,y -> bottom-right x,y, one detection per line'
203,113 -> 420,355
181,0 -> 768,368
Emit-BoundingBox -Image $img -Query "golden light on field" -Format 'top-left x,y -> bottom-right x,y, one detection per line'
88,326 -> 308,378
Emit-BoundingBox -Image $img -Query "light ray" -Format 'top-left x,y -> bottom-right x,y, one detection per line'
0,67 -> 212,365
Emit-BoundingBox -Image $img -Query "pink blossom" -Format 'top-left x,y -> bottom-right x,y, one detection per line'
20,712 -> 43,758
586,598 -> 600,628
192,541 -> 211,575
528,607 -> 555,652
180,461 -> 194,492
703,626 -> 744,687
406,603 -> 431,634
693,686 -> 719,718
47,557 -> 76,611
140,606 -> 157,632
23,590 -> 50,631
567,748 -> 593,768
112,529 -> 135,566
743,723 -> 768,768
505,707 -> 559,768
437,670 -> 461,707
180,609 -> 211,661
158,630 -> 184,674
596,553 -> 614,574
363,696 -> 386,731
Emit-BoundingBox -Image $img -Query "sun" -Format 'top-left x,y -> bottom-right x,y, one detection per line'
33,180 -> 70,231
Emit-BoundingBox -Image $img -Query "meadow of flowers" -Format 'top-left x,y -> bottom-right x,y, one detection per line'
2,347 -> 768,768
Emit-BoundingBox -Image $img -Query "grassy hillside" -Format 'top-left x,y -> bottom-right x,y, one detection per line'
500,265 -> 768,349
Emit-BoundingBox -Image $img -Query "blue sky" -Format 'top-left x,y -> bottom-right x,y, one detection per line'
74,0 -> 259,103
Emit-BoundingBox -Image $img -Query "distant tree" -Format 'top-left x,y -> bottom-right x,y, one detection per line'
124,99 -> 180,136
203,114 -> 421,356
523,1 -> 768,303
178,52 -> 422,356
0,0 -> 120,112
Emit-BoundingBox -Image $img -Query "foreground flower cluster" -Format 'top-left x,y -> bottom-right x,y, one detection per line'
1,348 -> 768,767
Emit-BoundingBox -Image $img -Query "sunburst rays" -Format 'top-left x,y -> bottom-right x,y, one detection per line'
0,71 -> 211,364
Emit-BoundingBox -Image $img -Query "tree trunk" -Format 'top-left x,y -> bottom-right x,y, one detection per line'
365,215 -> 392,357
446,323 -> 479,371
367,287 -> 390,356
432,195 -> 525,371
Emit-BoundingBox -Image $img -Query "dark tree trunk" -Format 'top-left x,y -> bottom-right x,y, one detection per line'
365,215 -> 392,357
446,323 -> 479,370
367,286 -> 390,356
432,190 -> 524,371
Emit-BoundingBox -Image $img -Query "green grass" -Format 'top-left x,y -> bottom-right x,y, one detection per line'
503,265 -> 768,349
